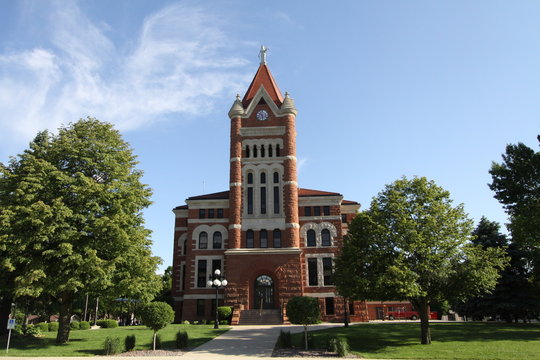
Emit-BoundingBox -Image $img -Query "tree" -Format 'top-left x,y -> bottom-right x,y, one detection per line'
334,177 -> 508,344
154,266 -> 173,306
455,217 -> 540,321
489,136 -> 540,280
286,296 -> 320,350
0,118 -> 161,343
139,302 -> 174,350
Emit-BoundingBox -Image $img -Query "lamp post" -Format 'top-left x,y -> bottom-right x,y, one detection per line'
207,269 -> 227,329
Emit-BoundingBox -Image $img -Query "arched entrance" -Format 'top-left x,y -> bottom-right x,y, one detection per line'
254,275 -> 274,309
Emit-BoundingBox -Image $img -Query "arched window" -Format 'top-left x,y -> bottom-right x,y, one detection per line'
322,229 -> 331,246
213,231 -> 222,249
246,230 -> 254,248
247,173 -> 253,184
253,145 -> 258,158
247,172 -> 253,214
246,146 -> 250,158
199,231 -> 208,249
183,239 -> 187,255
307,230 -> 316,247
273,229 -> 281,248
260,229 -> 268,248
268,145 -> 273,157
260,172 -> 266,184
261,145 -> 265,157
260,172 -> 267,214
273,172 -> 280,214
273,172 -> 279,183
276,144 -> 281,156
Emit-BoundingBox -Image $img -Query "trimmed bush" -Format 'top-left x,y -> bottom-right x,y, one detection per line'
327,337 -> 349,357
182,320 -> 190,325
48,322 -> 59,332
175,330 -> 189,349
217,306 -> 233,321
97,319 -> 119,328
70,321 -> 80,330
276,330 -> 292,348
219,320 -> 228,325
79,321 -> 91,330
125,335 -> 136,351
103,336 -> 122,355
36,322 -> 49,332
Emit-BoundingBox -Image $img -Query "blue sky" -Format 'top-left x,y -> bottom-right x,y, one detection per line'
1,0 -> 538,273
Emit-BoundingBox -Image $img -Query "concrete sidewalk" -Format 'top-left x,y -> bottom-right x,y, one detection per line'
3,323 -> 344,360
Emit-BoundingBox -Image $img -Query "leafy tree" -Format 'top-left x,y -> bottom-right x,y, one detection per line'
139,302 -> 174,350
154,266 -> 173,306
334,177 -> 508,344
286,296 -> 320,350
455,217 -> 540,321
0,118 -> 161,343
489,136 -> 540,280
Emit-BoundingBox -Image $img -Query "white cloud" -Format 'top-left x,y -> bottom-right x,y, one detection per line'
0,0 -> 250,146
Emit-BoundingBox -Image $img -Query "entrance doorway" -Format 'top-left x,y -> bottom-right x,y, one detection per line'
254,275 -> 274,309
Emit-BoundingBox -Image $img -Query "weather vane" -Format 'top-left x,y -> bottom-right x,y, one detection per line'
259,45 -> 268,65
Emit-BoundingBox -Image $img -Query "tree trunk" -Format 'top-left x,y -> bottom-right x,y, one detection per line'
153,331 -> 157,350
304,325 -> 308,350
419,299 -> 431,345
56,292 -> 73,344
0,296 -> 13,337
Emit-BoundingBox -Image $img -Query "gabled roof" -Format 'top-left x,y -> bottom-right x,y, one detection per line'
187,190 -> 230,200
298,188 -> 341,197
242,64 -> 284,107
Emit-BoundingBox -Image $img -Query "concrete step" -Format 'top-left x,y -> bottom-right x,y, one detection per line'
238,309 -> 282,325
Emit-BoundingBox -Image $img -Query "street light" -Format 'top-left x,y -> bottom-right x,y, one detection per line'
207,269 -> 227,329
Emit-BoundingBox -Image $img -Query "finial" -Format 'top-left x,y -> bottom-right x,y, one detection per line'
236,93 -> 241,101
259,45 -> 268,65
285,91 -> 289,98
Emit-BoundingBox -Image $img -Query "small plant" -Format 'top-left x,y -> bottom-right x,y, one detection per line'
70,321 -> 80,330
193,320 -> 199,325
209,320 -> 215,325
103,336 -> 122,355
48,322 -> 59,332
139,302 -> 174,350
217,306 -> 233,322
125,334 -> 136,351
219,320 -> 228,325
97,319 -> 119,328
277,330 -> 292,348
201,319 -> 207,325
182,320 -> 190,325
79,321 -> 91,330
175,330 -> 189,349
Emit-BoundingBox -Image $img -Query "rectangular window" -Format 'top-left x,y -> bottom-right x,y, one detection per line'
212,259 -> 221,275
273,187 -> 280,214
246,231 -> 254,248
349,301 -> 355,315
260,187 -> 266,214
325,297 -> 335,315
181,264 -> 186,290
305,206 -> 311,216
199,209 -> 205,219
323,206 -> 330,216
341,214 -> 347,223
323,257 -> 334,285
197,299 -> 205,317
314,206 -> 321,216
308,258 -> 318,286
273,229 -> 281,248
197,259 -> 207,288
208,209 -> 214,218
247,188 -> 253,214
217,208 -> 224,218
260,230 -> 268,248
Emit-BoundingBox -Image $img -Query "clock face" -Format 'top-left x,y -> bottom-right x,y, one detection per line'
256,110 -> 269,121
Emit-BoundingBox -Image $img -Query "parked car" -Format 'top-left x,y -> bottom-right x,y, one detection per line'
386,310 -> 438,320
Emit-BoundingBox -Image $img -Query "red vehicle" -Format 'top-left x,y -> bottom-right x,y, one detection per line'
386,310 -> 438,320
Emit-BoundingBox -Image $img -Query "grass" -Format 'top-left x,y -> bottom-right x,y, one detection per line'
0,324 -> 228,357
292,322 -> 540,359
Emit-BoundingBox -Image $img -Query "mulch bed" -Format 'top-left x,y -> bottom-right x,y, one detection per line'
272,347 -> 360,358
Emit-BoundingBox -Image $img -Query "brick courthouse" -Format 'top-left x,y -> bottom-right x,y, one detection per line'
171,49 -> 402,323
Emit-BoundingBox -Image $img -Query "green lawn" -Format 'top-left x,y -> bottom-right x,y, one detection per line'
295,322 -> 540,359
1,324 -> 229,357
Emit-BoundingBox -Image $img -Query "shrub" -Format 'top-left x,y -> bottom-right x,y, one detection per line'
219,320 -> 228,325
217,306 -> 233,321
286,296 -> 321,350
97,319 -> 119,328
140,302 -> 174,350
36,322 -> 49,332
193,320 -> 199,325
103,336 -> 122,355
48,322 -> 59,332
79,321 -> 91,330
175,330 -> 189,349
182,320 -> 190,325
276,330 -> 292,348
17,324 -> 41,337
70,321 -> 80,330
125,335 -> 136,351
209,320 -> 215,325
335,337 -> 350,357
201,319 -> 207,325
